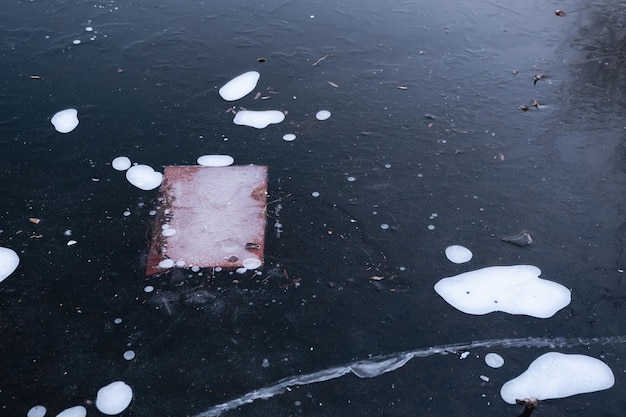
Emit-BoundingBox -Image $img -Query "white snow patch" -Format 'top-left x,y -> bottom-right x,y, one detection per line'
55,406 -> 86,417
95,381 -> 133,415
219,71 -> 260,101
197,154 -> 234,167
51,109 -> 79,133
126,164 -> 163,191
27,405 -> 47,417
485,353 -> 505,368
112,156 -> 131,171
445,245 -> 473,263
434,265 -> 571,318
500,352 -> 614,404
0,247 -> 19,283
233,110 -> 285,129
159,259 -> 175,269
316,110 -> 331,120
242,257 -> 262,270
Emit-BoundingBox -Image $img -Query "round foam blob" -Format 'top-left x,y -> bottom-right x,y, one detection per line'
159,259 -> 175,268
243,257 -> 262,270
56,406 -> 86,417
219,71 -> 260,101
233,110 -> 285,129
51,108 -> 79,133
316,110 -> 331,120
27,405 -> 47,417
95,381 -> 133,415
0,247 -> 20,283
126,164 -> 163,191
445,245 -> 473,263
112,156 -> 131,171
485,352 -> 505,368
282,133 -> 296,141
197,154 -> 234,167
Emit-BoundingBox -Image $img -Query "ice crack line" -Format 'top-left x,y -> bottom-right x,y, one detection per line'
192,335 -> 626,417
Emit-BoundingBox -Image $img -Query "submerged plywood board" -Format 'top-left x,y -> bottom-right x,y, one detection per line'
146,165 -> 267,275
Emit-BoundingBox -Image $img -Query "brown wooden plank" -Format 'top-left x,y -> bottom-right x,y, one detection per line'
146,165 -> 267,275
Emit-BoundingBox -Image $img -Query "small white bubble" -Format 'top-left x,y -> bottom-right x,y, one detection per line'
123,210 -> 131,217
380,223 -> 389,230
123,350 -> 136,360
312,191 -> 320,197
64,229 -> 72,236
72,39 -> 81,45
384,163 -> 391,168
144,285 -> 154,293
149,210 -> 157,216
347,176 -> 356,182
262,358 -> 270,368
427,224 -> 435,230
114,318 -> 122,324
85,26 -> 93,32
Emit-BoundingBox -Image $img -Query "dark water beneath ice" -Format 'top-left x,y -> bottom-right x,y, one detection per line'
1,0 -> 626,416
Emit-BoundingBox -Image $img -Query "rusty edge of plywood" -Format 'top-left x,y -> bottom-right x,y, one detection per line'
145,165 -> 268,275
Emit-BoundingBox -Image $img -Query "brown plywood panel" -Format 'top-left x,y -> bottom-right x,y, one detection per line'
146,165 -> 267,275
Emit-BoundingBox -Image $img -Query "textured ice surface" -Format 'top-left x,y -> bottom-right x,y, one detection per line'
500,352 -> 614,403
434,265 -> 571,318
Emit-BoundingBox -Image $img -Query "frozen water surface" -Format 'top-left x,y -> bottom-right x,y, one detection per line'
3,0 -> 626,416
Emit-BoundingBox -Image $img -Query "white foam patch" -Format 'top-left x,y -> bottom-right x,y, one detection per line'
316,110 -> 331,120
445,245 -> 473,263
219,71 -> 260,101
485,352 -> 505,368
500,352 -> 615,404
0,247 -> 20,283
51,108 -> 79,133
95,381 -> 133,415
197,155 -> 234,167
282,133 -> 296,141
112,156 -> 131,171
55,406 -> 86,417
27,405 -> 46,417
125,164 -> 163,191
242,257 -> 262,270
233,110 -> 285,129
434,265 -> 571,318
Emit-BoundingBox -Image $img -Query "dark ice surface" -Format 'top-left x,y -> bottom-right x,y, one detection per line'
1,0 -> 626,416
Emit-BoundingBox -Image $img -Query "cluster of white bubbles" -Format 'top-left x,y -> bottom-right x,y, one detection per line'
28,380 -> 132,417
111,157 -> 163,191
